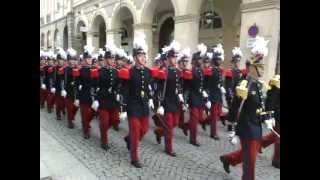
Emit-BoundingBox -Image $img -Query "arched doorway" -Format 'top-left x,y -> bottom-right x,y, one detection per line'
158,17 -> 174,52
91,15 -> 106,49
63,26 -> 68,50
47,31 -> 51,49
76,20 -> 87,52
54,29 -> 59,49
111,6 -> 134,54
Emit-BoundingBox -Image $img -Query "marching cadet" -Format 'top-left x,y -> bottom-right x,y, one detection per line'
64,48 -> 79,129
44,51 -> 56,114
219,36 -> 276,180
225,47 -> 246,131
119,32 -> 156,168
76,45 -> 98,139
95,44 -> 121,151
97,48 -> 105,68
182,43 -> 208,146
40,51 -> 47,109
115,48 -> 127,69
54,48 -> 67,120
204,44 -> 226,140
153,41 -> 184,157
260,74 -> 280,168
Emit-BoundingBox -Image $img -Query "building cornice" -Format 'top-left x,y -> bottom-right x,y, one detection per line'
133,23 -> 152,30
174,14 -> 199,24
40,16 -> 67,29
241,0 -> 280,13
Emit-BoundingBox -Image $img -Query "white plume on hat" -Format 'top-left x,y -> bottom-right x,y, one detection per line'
98,48 -> 105,56
57,47 -> 67,59
206,52 -> 213,59
67,48 -> 77,57
116,47 -> 127,58
154,53 -> 161,60
178,47 -> 191,60
79,54 -> 83,59
133,32 -> 148,52
162,45 -> 170,54
92,53 -> 99,59
251,36 -> 269,57
197,43 -> 207,56
47,50 -> 55,59
84,45 -> 95,55
105,43 -> 117,55
168,40 -> 181,52
232,47 -> 243,58
127,54 -> 134,63
212,43 -> 224,61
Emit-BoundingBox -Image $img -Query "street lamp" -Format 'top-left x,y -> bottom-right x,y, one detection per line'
203,0 -> 214,28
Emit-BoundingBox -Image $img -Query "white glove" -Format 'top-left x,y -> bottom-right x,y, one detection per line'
50,88 -> 56,94
74,99 -> 80,107
205,101 -> 212,109
41,84 -> 46,90
91,100 -> 99,111
148,99 -> 154,110
264,119 -> 274,130
78,85 -> 82,91
220,87 -> 226,94
96,87 -> 100,92
222,107 -> 229,114
61,90 -> 67,98
116,94 -> 120,102
120,112 -> 127,121
182,104 -> 189,111
202,91 -> 209,98
157,106 -> 164,116
228,131 -> 238,145
178,94 -> 184,103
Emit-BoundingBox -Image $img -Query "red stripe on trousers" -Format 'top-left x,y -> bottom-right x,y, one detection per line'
189,107 -> 204,143
126,116 -> 149,161
80,103 -> 94,136
98,108 -> 119,145
66,98 -> 78,122
46,91 -> 55,111
210,103 -> 222,137
40,88 -> 47,106
55,95 -> 65,118
164,112 -> 180,153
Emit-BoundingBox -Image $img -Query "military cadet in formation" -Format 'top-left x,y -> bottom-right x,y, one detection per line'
44,51 -> 56,114
219,36 -> 276,180
64,48 -> 79,129
40,51 -> 47,109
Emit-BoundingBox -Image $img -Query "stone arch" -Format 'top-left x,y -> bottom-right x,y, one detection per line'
110,1 -> 138,29
54,29 -> 59,49
140,0 -> 177,24
47,30 -> 51,49
91,14 -> 107,48
75,15 -> 89,31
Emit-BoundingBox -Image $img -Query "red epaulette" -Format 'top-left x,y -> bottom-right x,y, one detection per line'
58,67 -> 65,75
240,68 -> 248,76
48,67 -> 54,73
72,68 -> 80,77
90,68 -> 99,79
40,66 -> 44,72
224,68 -> 233,78
203,67 -> 212,76
178,69 -> 184,78
118,68 -> 130,80
157,69 -> 167,80
150,67 -> 159,78
183,69 -> 193,80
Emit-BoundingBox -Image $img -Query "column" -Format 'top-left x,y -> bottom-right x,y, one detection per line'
67,12 -> 76,49
174,14 -> 200,53
133,23 -> 153,66
106,28 -> 122,47
239,0 -> 280,81
86,31 -> 94,47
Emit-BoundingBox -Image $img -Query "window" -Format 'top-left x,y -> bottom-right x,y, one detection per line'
200,11 -> 222,29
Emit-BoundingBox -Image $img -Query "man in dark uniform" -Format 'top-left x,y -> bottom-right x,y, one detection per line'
225,47 -> 246,131
77,45 -> 97,139
40,51 -> 47,109
219,36 -> 275,180
64,48 -> 79,128
95,45 -> 121,151
153,41 -> 184,157
204,44 -> 226,140
260,74 -> 280,168
54,48 -> 67,120
44,51 -> 56,113
183,43 -> 208,146
119,33 -> 156,168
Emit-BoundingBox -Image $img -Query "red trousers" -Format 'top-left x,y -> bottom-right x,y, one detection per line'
178,105 -> 185,128
222,139 -> 261,180
261,128 -> 280,164
46,90 -> 55,112
98,108 -> 120,145
209,103 -> 222,137
189,107 -> 204,143
55,95 -> 65,119
80,103 -> 94,137
66,98 -> 79,123
126,116 -> 149,161
40,88 -> 47,107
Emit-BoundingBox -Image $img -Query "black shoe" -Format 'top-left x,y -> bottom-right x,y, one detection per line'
124,137 -> 130,150
101,144 -> 110,151
113,125 -> 119,131
131,161 -> 143,168
227,125 -> 233,132
56,116 -> 61,121
220,156 -> 230,174
48,109 -> 52,113
84,134 -> 90,139
165,151 -> 177,157
211,135 -> 220,140
190,141 -> 200,147
272,161 -> 280,169
68,122 -> 74,129
183,126 -> 188,136
154,132 -> 161,144
201,123 -> 207,131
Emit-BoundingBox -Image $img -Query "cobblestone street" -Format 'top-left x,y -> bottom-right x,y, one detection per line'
40,109 -> 280,180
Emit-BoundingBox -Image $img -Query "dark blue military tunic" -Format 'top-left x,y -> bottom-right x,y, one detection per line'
205,66 -> 223,104
185,66 -> 206,108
